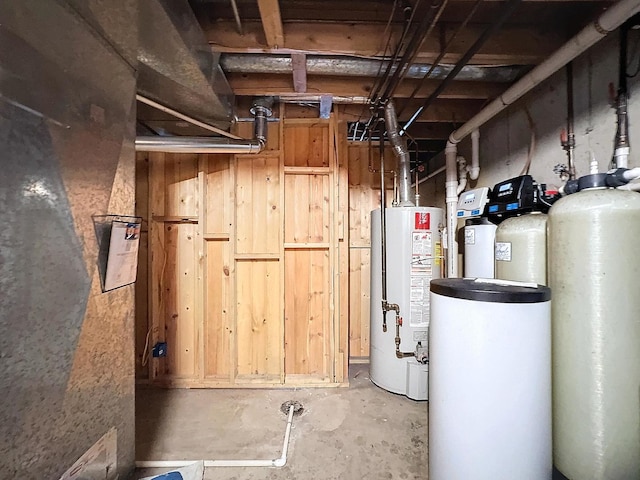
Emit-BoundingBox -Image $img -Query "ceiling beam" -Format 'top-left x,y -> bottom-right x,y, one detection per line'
291,53 -> 307,93
203,20 -> 566,65
226,73 -> 505,100
257,0 -> 284,48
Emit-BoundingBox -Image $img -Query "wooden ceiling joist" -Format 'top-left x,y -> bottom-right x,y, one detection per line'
257,0 -> 284,48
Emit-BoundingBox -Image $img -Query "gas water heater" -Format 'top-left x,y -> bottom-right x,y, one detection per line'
370,206 -> 443,400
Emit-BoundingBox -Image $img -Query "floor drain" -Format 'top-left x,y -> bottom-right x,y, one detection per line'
281,400 -> 304,416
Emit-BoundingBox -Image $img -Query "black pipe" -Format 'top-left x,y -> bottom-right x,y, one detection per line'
404,0 -> 522,132
369,4 -> 416,106
380,0 -> 446,102
397,0 -> 484,118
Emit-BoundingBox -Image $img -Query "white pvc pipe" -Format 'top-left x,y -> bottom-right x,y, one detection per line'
622,167 -> 640,181
618,182 -> 640,191
416,165 -> 446,186
136,406 -> 295,469
445,141 -> 459,278
470,130 -> 480,180
449,0 -> 640,145
456,156 -> 468,195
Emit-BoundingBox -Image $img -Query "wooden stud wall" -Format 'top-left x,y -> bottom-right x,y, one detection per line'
136,110 -> 350,387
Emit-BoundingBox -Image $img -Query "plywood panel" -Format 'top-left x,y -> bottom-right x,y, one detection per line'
164,154 -> 199,217
236,260 -> 282,378
236,156 -> 280,254
204,240 -> 232,379
284,174 -> 330,243
284,249 -> 331,378
283,122 -> 330,167
205,154 -> 233,234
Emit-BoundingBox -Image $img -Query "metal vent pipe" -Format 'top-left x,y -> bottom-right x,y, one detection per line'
136,97 -> 274,154
384,101 -> 414,206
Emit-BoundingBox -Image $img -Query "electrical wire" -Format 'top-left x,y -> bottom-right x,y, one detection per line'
403,0 -> 523,135
141,329 -> 152,367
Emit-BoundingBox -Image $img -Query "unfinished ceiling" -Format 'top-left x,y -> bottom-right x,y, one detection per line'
139,0 -> 614,159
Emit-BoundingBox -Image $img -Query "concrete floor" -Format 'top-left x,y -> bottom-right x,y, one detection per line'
134,364 -> 428,479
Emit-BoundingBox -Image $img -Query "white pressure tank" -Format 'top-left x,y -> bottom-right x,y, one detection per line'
463,218 -> 497,278
495,212 -> 547,285
549,186 -> 640,480
429,278 -> 552,480
370,206 -> 443,400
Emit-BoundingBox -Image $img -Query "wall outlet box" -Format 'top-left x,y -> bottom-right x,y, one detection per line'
152,342 -> 167,357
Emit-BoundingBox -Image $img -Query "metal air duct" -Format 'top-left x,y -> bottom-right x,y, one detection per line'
137,0 -> 234,129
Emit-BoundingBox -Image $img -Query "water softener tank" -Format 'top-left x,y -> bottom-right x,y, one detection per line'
463,218 -> 497,278
370,206 -> 443,400
549,186 -> 640,479
429,278 -> 552,480
495,212 -> 547,285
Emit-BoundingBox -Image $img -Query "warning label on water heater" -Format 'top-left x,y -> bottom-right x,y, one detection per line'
415,212 -> 430,230
411,232 -> 433,327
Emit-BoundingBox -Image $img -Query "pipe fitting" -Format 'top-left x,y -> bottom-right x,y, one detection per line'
470,130 -> 480,180
456,156 -> 468,195
250,97 -> 274,148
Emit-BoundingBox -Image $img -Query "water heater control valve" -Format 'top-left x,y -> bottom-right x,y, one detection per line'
415,342 -> 428,364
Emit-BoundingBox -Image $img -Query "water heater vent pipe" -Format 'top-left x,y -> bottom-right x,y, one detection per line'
384,101 -> 414,206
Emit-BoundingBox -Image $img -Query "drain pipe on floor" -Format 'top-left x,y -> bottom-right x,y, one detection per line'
136,404 -> 297,469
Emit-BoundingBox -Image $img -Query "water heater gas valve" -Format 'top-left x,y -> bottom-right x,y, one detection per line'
415,342 -> 428,364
